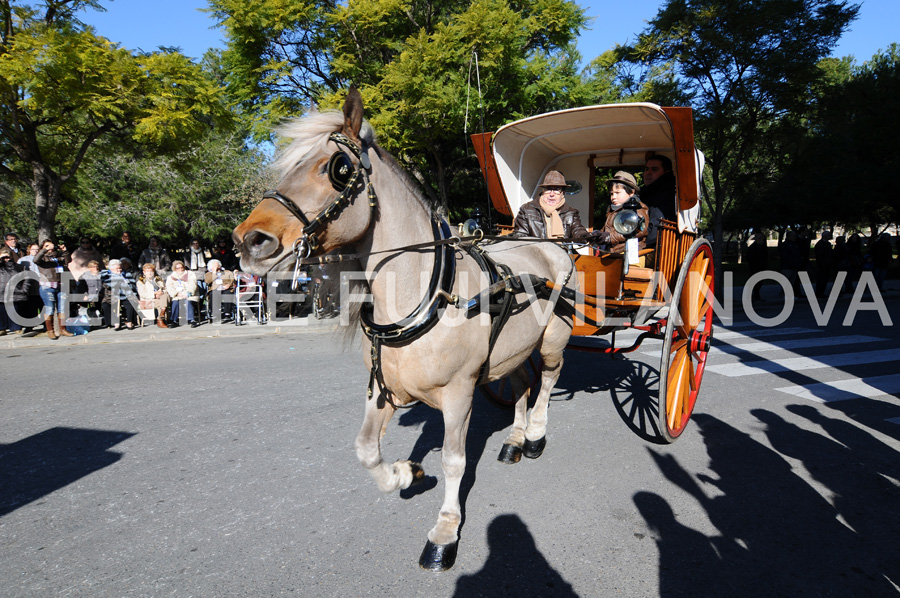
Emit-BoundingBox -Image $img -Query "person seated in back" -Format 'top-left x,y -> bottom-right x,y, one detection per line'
165,260 -> 200,328
640,154 -> 677,223
137,263 -> 170,328
512,170 -> 603,242
598,171 -> 650,254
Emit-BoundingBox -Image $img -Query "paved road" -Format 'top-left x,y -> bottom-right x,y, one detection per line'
2,289 -> 899,597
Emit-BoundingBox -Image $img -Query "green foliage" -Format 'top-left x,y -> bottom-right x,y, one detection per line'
60,130 -> 274,246
0,0 -> 234,239
780,44 -> 900,232
620,0 -> 860,265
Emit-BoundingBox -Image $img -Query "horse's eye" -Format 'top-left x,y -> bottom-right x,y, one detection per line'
327,151 -> 354,191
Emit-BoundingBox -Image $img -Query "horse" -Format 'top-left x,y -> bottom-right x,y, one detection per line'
233,88 -> 576,571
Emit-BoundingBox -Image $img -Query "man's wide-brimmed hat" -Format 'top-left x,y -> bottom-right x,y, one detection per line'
538,170 -> 570,188
606,170 -> 638,192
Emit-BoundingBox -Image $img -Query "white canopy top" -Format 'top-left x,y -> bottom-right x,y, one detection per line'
491,103 -> 703,232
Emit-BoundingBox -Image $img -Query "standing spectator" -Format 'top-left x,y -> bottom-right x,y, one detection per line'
137,263 -> 170,328
871,233 -> 894,292
139,236 -> 172,278
797,227 -> 811,295
4,232 -> 22,262
109,231 -> 142,265
185,238 -> 209,273
33,239 -> 74,339
211,238 -> 239,271
779,231 -> 802,298
847,233 -> 864,290
0,248 -> 26,334
101,259 -> 137,330
814,231 -> 834,298
746,232 -> 769,302
832,236 -> 852,295
165,260 -> 200,328
68,237 -> 105,282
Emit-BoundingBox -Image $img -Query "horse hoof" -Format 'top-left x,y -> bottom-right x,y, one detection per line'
523,436 -> 546,459
419,540 -> 458,571
410,462 -> 425,485
497,443 -> 522,464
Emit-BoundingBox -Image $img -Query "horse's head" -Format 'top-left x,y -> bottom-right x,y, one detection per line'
233,88 -> 375,276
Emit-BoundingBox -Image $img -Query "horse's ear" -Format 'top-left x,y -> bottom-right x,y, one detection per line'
342,86 -> 364,143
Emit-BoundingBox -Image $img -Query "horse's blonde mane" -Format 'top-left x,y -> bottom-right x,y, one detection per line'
272,110 -> 376,181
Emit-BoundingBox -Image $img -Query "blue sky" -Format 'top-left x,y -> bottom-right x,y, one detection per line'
81,0 -> 898,65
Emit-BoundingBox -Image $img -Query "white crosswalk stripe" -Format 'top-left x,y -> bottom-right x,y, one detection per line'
712,335 -> 886,355
705,348 -> 898,377
774,374 -> 900,403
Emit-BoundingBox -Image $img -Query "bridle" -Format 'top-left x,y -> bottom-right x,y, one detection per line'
261,131 -> 377,270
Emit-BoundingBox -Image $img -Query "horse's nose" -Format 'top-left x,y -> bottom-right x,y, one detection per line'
240,229 -> 280,261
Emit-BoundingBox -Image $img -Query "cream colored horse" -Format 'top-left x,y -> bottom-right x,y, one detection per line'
233,89 -> 575,570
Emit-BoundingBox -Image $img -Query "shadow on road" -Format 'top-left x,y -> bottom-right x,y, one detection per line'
0,427 -> 135,517
637,412 -> 900,596
453,513 -> 578,598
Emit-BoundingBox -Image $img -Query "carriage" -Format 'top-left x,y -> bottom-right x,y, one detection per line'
472,102 -> 714,444
233,92 -> 714,571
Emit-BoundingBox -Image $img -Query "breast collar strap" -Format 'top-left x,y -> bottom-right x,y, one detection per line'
360,218 -> 456,345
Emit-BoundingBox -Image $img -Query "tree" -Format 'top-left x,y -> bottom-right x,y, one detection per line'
0,0 -> 231,241
621,0 -> 860,286
60,127 -> 273,247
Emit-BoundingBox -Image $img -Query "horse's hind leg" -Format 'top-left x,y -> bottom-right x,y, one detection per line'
355,393 -> 424,493
420,388 -> 474,571
497,366 -> 531,464
524,318 -> 568,458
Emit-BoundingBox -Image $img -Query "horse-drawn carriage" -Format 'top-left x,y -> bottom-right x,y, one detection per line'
472,102 -> 714,444
233,91 -> 714,571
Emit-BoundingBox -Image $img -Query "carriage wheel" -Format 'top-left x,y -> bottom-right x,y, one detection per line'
479,354 -> 542,409
658,238 -> 714,443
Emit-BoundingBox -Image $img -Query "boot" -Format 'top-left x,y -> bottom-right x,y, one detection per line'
45,317 -> 58,340
57,313 -> 74,337
157,318 -> 168,328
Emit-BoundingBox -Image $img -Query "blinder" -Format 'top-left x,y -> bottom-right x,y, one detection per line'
327,151 -> 354,191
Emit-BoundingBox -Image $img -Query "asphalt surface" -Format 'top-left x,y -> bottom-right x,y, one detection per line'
2,285 -> 900,597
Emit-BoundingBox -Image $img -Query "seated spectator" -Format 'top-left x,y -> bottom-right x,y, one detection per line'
137,263 -> 170,328
166,260 -> 200,328
74,260 -> 105,326
101,259 -> 138,330
598,171 -> 650,254
211,238 -> 239,271
68,237 -> 105,282
640,154 -> 677,222
139,236 -> 172,278
205,259 -> 235,322
34,239 -> 74,339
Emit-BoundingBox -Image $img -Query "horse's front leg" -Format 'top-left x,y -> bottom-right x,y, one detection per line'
419,390 -> 473,571
355,392 -> 424,493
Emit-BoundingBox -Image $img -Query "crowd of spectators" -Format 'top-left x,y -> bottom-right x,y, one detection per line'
745,227 -> 898,303
0,231 -> 282,338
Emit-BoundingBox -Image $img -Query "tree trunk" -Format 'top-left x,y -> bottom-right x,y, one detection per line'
711,173 -> 725,301
33,164 -> 61,243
